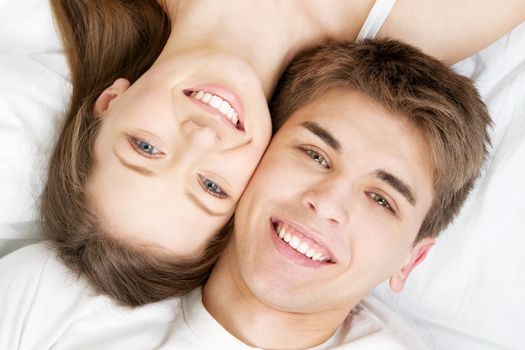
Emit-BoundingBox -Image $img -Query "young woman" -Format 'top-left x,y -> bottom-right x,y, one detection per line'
43,0 -> 525,306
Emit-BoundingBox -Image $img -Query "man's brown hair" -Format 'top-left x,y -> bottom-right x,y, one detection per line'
270,39 -> 491,241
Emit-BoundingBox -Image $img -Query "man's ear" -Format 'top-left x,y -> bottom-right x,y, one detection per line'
93,78 -> 131,116
389,237 -> 435,293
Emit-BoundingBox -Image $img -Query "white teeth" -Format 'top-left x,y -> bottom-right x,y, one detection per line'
209,95 -> 222,108
289,236 -> 300,249
305,249 -> 315,258
219,101 -> 230,114
202,92 -> 212,103
275,222 -> 329,262
227,109 -> 238,125
297,242 -> 309,254
190,90 -> 240,128
312,252 -> 325,262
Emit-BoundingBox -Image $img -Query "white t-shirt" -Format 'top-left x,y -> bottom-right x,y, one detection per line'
0,243 -> 428,350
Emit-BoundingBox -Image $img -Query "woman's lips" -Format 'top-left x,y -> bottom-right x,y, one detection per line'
184,84 -> 245,132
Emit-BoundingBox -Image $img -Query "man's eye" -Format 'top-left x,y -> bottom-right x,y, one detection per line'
301,147 -> 329,168
129,137 -> 164,158
199,176 -> 228,199
369,192 -> 395,214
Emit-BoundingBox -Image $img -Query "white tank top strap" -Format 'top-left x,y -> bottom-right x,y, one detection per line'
356,0 -> 397,40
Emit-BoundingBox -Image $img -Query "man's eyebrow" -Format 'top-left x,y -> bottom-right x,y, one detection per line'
185,191 -> 224,217
300,121 -> 341,152
374,169 -> 416,206
114,150 -> 155,177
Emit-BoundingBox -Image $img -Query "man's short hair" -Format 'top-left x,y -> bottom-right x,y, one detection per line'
270,39 -> 491,241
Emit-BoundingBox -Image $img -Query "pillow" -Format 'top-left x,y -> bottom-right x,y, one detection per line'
0,0 -> 70,253
373,21 -> 525,350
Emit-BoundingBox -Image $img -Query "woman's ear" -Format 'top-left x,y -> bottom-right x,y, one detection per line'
389,237 -> 435,293
93,78 -> 131,116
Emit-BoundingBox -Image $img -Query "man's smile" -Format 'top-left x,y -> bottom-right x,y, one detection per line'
270,217 -> 335,267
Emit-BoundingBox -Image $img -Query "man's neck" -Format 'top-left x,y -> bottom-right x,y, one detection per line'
202,244 -> 354,349
160,0 -> 372,99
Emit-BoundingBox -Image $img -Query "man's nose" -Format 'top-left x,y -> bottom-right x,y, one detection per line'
301,178 -> 349,226
180,119 -> 220,154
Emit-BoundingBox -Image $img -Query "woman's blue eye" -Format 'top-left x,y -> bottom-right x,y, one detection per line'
137,141 -> 158,155
201,177 -> 227,199
304,148 -> 329,168
129,137 -> 163,158
369,192 -> 395,214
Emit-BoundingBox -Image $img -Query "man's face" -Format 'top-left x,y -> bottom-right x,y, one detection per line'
232,89 -> 435,314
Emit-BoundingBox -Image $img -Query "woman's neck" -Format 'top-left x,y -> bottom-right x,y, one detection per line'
160,0 -> 371,99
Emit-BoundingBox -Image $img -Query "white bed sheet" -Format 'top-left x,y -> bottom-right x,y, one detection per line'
0,1 -> 524,348
0,0 -> 70,254
373,22 -> 525,350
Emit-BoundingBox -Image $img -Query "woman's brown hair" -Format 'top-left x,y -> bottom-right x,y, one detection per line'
42,0 -> 230,306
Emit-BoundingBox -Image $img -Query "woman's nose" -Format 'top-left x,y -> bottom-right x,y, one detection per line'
180,119 -> 220,154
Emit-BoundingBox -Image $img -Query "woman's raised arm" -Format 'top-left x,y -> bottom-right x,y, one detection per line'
379,0 -> 525,64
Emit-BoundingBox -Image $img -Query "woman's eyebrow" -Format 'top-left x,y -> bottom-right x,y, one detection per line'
185,191 -> 225,217
114,149 -> 155,177
300,121 -> 341,152
374,169 -> 416,206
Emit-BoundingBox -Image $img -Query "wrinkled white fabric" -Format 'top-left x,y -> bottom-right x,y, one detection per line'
0,243 -> 429,350
373,22 -> 525,350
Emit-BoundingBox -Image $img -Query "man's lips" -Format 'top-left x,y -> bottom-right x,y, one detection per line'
270,217 -> 335,266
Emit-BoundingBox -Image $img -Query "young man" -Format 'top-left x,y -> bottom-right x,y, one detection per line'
0,39 -> 490,349
197,39 -> 491,348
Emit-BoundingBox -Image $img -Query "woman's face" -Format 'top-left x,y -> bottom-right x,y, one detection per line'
88,50 -> 272,257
